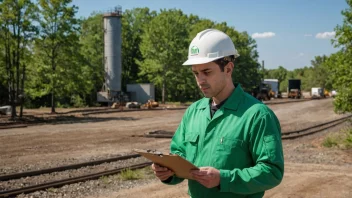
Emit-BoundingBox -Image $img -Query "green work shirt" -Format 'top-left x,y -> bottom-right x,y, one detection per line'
164,84 -> 284,198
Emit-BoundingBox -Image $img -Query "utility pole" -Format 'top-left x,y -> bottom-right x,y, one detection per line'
262,60 -> 265,81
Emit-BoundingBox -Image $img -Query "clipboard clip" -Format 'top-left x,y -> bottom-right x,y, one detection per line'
146,149 -> 164,157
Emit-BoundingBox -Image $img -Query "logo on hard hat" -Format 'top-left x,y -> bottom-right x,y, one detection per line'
190,46 -> 199,56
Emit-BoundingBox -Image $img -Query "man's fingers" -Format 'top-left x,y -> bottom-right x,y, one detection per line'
192,175 -> 209,183
192,173 -> 212,179
155,170 -> 172,177
156,170 -> 174,181
160,174 -> 173,181
152,163 -> 169,171
191,171 -> 208,176
190,168 -> 210,175
151,163 -> 174,181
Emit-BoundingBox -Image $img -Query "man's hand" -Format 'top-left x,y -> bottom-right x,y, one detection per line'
190,167 -> 220,188
151,163 -> 174,181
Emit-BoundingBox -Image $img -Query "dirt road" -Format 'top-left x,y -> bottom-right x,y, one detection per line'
0,98 -> 351,197
96,162 -> 352,198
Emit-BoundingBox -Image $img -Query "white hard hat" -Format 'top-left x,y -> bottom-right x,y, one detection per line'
182,29 -> 239,66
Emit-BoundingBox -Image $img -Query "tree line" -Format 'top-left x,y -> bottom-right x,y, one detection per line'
0,0 -> 351,118
263,0 -> 352,113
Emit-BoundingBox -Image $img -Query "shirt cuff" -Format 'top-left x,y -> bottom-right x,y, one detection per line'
219,169 -> 231,192
162,176 -> 173,183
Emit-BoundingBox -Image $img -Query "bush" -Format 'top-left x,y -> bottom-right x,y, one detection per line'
322,136 -> 338,148
118,168 -> 144,180
322,128 -> 352,149
70,95 -> 86,108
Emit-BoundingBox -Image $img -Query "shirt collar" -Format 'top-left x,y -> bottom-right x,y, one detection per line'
196,83 -> 244,111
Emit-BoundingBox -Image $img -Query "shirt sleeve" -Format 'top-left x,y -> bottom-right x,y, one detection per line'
219,111 -> 284,194
162,110 -> 189,185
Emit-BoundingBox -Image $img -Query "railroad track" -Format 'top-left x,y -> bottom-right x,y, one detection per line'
263,97 -> 328,105
1,99 -> 325,130
0,124 -> 27,130
1,115 -> 350,197
0,154 -> 148,198
0,162 -> 151,198
281,115 -> 352,139
136,115 -> 352,140
0,107 -> 188,130
81,106 -> 187,116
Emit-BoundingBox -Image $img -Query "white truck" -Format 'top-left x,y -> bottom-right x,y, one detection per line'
311,87 -> 325,98
263,79 -> 280,98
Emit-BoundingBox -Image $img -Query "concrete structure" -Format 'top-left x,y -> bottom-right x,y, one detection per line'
97,6 -> 123,102
0,105 -> 11,115
127,84 -> 155,104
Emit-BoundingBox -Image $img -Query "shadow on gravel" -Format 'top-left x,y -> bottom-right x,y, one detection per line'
53,108 -> 110,115
0,115 -> 139,128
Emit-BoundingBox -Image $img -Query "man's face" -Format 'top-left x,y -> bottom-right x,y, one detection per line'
192,62 -> 230,98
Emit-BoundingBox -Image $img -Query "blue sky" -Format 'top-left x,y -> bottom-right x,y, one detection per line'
73,0 -> 348,70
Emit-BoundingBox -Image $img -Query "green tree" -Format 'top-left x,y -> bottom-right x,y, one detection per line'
79,12 -> 104,104
273,66 -> 287,83
310,55 -> 330,89
122,8 -> 156,88
36,0 -> 79,113
138,9 -> 189,103
326,0 -> 352,113
0,0 -> 38,117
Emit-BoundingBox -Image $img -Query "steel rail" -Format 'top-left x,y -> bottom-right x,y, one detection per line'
0,162 -> 152,198
0,154 -> 141,181
137,116 -> 351,140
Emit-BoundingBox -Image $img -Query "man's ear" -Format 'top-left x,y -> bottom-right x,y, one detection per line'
226,62 -> 234,74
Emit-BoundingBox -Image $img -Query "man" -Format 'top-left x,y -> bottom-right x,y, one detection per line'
152,29 -> 284,198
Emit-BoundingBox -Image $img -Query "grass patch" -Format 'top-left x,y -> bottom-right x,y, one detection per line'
117,167 -> 154,181
322,128 -> 352,149
98,167 -> 155,183
99,175 -> 111,184
46,187 -> 57,193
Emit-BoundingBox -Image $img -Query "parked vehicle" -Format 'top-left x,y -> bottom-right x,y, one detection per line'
288,79 -> 301,99
251,82 -> 272,101
311,87 -> 325,99
263,79 -> 281,98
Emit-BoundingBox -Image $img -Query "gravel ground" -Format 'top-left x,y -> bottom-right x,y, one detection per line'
283,121 -> 352,166
0,98 -> 351,198
0,152 -> 140,175
0,157 -> 150,191
16,167 -> 159,198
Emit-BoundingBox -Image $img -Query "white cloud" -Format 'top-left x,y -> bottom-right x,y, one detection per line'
304,34 -> 312,37
315,31 -> 336,39
251,32 -> 276,39
299,53 -> 304,56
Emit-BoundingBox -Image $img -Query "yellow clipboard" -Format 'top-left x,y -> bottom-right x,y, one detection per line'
134,149 -> 199,179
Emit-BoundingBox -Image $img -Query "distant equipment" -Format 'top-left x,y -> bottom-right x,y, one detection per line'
287,79 -> 301,99
251,82 -> 272,101
311,87 -> 325,99
97,6 -> 126,103
263,79 -> 280,98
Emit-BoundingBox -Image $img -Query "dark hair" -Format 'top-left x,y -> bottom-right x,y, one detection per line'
213,55 -> 235,71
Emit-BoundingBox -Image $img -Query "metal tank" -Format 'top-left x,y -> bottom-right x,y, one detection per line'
104,6 -> 122,94
97,6 -> 123,103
